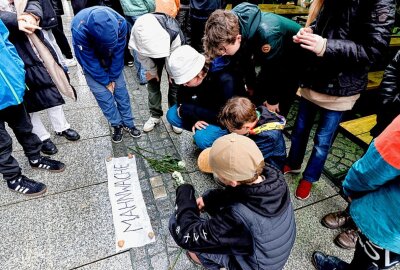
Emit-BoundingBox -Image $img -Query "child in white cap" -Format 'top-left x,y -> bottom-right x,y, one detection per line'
166,45 -> 246,149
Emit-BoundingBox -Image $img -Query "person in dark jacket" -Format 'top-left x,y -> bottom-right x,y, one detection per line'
169,133 -> 296,270
370,49 -> 400,137
0,0 -> 80,156
189,0 -> 226,52
203,3 -> 302,117
166,45 -> 246,149
71,0 -> 102,15
50,0 -> 77,67
72,6 -> 141,143
282,0 -> 395,200
219,97 -> 287,171
0,13 -> 65,197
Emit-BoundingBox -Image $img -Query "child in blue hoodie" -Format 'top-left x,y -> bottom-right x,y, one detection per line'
72,6 -> 141,143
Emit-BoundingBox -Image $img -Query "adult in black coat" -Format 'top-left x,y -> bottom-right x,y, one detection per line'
0,0 -> 80,155
370,49 -> 400,137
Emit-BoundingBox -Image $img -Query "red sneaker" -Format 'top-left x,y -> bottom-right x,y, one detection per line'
295,179 -> 312,200
283,164 -> 302,175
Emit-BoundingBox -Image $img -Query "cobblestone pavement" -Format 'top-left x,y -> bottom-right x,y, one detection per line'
0,2 -> 399,270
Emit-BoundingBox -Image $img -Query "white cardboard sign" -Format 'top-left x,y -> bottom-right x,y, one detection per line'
106,156 -> 155,251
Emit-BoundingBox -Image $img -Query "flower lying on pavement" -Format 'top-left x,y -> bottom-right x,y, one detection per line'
128,146 -> 185,174
177,161 -> 186,168
172,171 -> 185,186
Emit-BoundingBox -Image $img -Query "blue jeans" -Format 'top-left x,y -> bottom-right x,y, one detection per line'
126,16 -> 146,83
287,98 -> 344,182
85,72 -> 135,128
166,105 -> 228,149
196,252 -> 242,270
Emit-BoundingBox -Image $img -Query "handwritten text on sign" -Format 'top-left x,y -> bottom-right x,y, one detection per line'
106,156 -> 155,251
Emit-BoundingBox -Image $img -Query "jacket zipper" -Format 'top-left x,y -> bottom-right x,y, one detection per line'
0,68 -> 22,104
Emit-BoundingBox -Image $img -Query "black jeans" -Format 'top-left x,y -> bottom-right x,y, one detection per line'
0,104 -> 42,181
52,16 -> 73,59
349,232 -> 400,270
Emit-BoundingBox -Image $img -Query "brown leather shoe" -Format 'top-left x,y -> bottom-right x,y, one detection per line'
321,210 -> 351,229
334,229 -> 358,249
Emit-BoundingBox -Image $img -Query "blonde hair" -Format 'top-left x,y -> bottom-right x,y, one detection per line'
306,0 -> 324,27
203,9 -> 240,60
219,97 -> 257,131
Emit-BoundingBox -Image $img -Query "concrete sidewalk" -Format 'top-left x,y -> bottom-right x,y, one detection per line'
0,2 -> 398,269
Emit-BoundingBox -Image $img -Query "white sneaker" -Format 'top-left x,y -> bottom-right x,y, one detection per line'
64,58 -> 77,67
172,126 -> 183,134
143,117 -> 161,132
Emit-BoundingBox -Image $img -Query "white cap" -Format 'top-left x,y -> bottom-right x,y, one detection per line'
168,45 -> 205,84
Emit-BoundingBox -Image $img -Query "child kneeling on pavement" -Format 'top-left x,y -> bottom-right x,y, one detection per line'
169,133 -> 296,270
166,45 -> 246,149
219,96 -> 287,171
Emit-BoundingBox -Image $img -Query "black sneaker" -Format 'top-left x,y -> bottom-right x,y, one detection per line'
112,126 -> 123,143
123,126 -> 142,138
41,138 -> 58,155
29,156 -> 66,172
7,175 -> 47,196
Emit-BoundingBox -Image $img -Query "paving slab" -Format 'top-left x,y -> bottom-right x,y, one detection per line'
284,196 -> 352,269
9,107 -> 109,152
0,184 -> 115,270
75,252 -> 132,270
0,137 -> 112,206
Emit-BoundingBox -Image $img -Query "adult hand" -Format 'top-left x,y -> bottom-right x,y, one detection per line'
146,71 -> 159,82
263,101 -> 280,113
293,27 -> 313,43
168,74 -> 173,84
17,17 -> 41,34
196,197 -> 205,211
19,14 -> 39,25
192,121 -> 209,133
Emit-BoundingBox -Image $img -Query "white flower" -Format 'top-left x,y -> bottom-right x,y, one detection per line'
172,171 -> 185,185
177,160 -> 186,168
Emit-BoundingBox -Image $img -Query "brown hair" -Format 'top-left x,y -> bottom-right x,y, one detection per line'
306,0 -> 324,27
203,9 -> 240,60
219,97 -> 257,131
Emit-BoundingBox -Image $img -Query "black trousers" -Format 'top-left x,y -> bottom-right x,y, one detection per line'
0,104 -> 42,181
348,232 -> 400,270
52,16 -> 73,59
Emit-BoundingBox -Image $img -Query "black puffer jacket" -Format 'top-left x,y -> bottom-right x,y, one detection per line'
299,0 -> 396,97
371,50 -> 400,137
0,0 -> 65,113
169,164 -> 296,270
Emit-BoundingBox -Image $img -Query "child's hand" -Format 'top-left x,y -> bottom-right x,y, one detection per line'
196,197 -> 205,211
146,71 -> 159,82
192,121 -> 209,133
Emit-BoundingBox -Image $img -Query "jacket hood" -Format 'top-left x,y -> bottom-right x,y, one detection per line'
129,13 -> 171,58
226,164 -> 290,217
257,106 -> 285,125
232,2 -> 261,40
86,7 -> 119,56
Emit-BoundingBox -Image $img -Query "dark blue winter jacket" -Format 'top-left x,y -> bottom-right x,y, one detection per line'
71,6 -> 127,86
